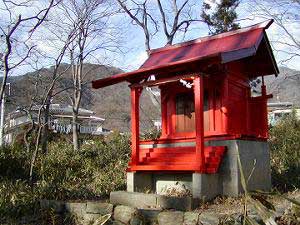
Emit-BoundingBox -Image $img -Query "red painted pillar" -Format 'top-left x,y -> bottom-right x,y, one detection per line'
261,76 -> 268,138
194,76 -> 205,173
222,77 -> 229,133
160,87 -> 168,138
130,87 -> 142,167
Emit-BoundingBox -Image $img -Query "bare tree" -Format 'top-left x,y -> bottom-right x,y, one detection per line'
156,0 -> 201,45
19,78 -> 39,153
116,0 -> 203,114
28,30 -> 81,179
0,0 -> 59,104
56,0 -> 120,150
38,28 -> 78,153
247,0 -> 300,66
0,0 -> 60,146
117,0 -> 202,55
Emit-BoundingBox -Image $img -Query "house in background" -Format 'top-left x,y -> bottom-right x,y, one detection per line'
5,104 -> 111,144
268,102 -> 300,126
152,119 -> 162,131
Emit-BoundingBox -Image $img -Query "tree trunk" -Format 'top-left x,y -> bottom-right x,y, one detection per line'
24,113 -> 35,153
30,105 -> 44,182
72,110 -> 79,151
41,96 -> 51,154
29,124 -> 42,182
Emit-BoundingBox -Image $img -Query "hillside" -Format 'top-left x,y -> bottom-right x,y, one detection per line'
265,67 -> 300,106
6,64 -> 160,132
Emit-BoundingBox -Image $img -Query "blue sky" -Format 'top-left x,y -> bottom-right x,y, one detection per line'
1,0 -> 299,76
115,0 -> 300,72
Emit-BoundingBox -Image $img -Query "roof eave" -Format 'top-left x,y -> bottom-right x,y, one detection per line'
221,47 -> 257,64
92,54 -> 221,89
263,32 -> 279,76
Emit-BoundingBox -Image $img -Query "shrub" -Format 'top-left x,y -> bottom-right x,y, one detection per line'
0,133 -> 130,221
269,110 -> 300,191
0,179 -> 39,221
38,133 -> 130,200
0,143 -> 30,180
141,128 -> 161,140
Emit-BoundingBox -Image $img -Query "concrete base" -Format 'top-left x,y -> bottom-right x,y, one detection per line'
127,140 -> 271,201
192,173 -> 220,201
208,139 -> 272,196
127,172 -> 153,192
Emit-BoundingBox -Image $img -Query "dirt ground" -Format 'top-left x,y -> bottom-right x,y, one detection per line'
194,190 -> 299,214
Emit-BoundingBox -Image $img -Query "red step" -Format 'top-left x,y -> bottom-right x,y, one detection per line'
143,155 -> 196,163
141,161 -> 197,166
205,156 -> 221,164
142,147 -> 195,153
136,146 -> 227,174
147,152 -> 194,158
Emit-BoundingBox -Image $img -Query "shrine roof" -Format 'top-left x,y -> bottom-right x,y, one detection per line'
92,20 -> 279,89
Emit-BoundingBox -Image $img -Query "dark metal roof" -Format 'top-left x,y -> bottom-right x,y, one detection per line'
92,20 -> 278,89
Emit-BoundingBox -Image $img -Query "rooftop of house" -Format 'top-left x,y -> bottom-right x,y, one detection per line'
8,104 -> 105,121
268,102 -> 294,108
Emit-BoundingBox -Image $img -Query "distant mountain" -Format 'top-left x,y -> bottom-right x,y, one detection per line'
265,67 -> 300,106
5,64 -> 160,132
5,65 -> 299,132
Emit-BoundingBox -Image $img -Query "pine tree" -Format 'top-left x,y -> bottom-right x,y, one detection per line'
201,0 -> 240,35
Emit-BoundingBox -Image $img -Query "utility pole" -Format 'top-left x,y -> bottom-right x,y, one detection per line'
0,83 -> 11,146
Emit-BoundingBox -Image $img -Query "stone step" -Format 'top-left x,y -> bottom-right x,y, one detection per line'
110,191 -> 194,211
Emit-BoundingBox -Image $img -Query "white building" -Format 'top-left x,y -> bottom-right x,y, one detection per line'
268,102 -> 300,126
5,104 -> 110,144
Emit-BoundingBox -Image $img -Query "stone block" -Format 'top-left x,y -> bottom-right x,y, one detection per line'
114,205 -> 138,225
40,200 -> 65,213
110,191 -> 157,208
156,195 -> 192,211
183,212 -> 200,225
138,209 -> 161,225
83,213 -> 103,224
127,172 -> 153,192
236,140 -> 271,193
130,215 -> 144,225
157,211 -> 184,225
208,139 -> 272,197
198,212 -> 220,225
111,221 -> 126,225
192,173 -> 220,201
65,202 -> 87,219
221,172 -> 239,197
86,202 -> 113,215
154,173 -> 192,195
127,172 -> 135,192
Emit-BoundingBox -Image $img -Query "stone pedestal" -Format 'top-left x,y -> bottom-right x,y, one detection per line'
127,140 -> 272,202
127,172 -> 153,192
208,139 -> 272,196
192,173 -> 220,201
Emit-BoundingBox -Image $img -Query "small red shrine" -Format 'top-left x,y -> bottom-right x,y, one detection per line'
92,20 -> 278,199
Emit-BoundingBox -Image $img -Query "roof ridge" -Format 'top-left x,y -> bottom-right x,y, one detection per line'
147,19 -> 273,56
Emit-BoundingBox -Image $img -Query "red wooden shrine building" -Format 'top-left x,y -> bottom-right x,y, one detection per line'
92,20 -> 278,196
